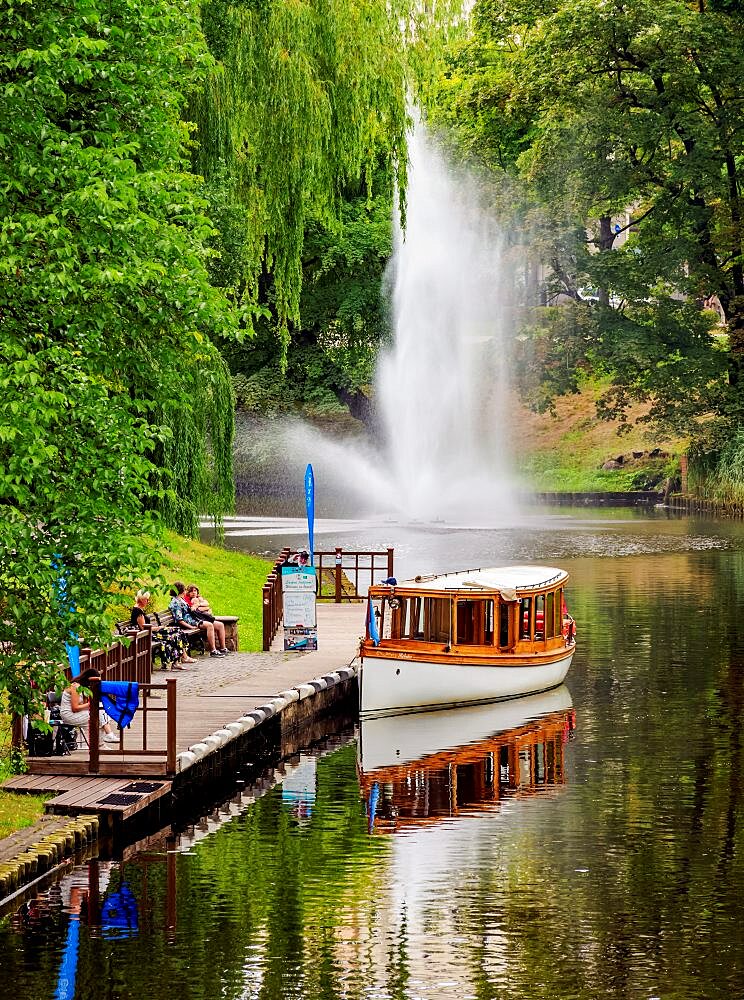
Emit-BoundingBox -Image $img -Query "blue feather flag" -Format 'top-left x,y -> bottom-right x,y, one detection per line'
305,464 -> 315,566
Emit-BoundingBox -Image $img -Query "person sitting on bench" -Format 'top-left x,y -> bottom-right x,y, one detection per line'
60,668 -> 118,744
169,581 -> 229,657
130,589 -> 195,669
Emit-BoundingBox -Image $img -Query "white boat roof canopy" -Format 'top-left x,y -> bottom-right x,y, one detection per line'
389,565 -> 568,598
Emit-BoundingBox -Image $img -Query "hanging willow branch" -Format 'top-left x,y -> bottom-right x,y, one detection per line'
191,0 -> 457,361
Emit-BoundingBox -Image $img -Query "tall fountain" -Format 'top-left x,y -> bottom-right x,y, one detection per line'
375,122 -> 518,521
235,118 -> 520,524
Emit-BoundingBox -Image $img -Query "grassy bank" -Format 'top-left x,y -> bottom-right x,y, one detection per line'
0,709 -> 47,835
515,382 -> 683,492
0,791 -> 48,840
108,530 -> 273,652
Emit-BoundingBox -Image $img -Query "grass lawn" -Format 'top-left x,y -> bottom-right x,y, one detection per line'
514,380 -> 684,492
0,791 -> 48,840
0,709 -> 48,837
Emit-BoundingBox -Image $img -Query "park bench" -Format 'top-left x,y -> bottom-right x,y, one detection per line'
156,610 -> 240,652
115,609 -> 240,660
115,613 -> 206,662
154,610 -> 207,655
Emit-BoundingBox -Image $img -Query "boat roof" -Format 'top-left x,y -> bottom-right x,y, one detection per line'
389,565 -> 568,593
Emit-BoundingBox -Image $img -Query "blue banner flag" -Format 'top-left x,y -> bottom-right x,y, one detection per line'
52,556 -> 80,674
305,464 -> 315,566
368,601 -> 380,646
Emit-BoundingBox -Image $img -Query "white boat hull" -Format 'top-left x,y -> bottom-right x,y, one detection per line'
359,685 -> 574,773
359,649 -> 574,718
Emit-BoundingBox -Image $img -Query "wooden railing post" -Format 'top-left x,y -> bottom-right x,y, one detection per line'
11,714 -> 23,751
334,547 -> 343,603
88,859 -> 101,927
89,677 -> 100,774
166,834 -> 177,940
263,583 -> 272,651
166,677 -> 177,775
387,547 -> 395,580
261,548 -> 292,648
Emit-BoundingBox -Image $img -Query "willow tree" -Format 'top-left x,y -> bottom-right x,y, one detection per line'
0,0 -> 237,713
193,0 -> 431,357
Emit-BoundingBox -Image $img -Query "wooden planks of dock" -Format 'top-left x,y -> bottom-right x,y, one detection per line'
6,603 -> 365,789
3,774 -> 171,821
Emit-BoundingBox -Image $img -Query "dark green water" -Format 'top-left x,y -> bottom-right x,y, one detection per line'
4,511 -> 744,1000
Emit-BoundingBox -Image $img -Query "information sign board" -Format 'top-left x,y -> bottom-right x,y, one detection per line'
282,565 -> 317,650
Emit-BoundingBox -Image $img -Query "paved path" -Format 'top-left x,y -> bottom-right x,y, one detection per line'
171,603 -> 365,750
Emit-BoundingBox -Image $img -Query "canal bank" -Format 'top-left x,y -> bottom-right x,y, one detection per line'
0,603 -> 365,898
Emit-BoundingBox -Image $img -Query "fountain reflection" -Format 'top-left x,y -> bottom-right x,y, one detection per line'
358,687 -> 576,834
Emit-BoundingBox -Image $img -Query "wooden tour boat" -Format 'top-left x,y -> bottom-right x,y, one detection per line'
359,565 -> 576,717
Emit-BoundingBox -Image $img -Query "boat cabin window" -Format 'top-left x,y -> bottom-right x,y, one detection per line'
499,602 -> 511,648
455,599 -> 495,646
555,588 -> 563,636
545,591 -> 555,639
519,597 -> 532,640
390,596 -> 450,643
535,594 -> 545,640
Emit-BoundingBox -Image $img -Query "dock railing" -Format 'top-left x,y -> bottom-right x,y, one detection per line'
315,547 -> 395,603
12,630 -> 160,763
262,547 -> 291,651
88,677 -> 177,776
262,546 -> 394,650
79,629 -> 154,685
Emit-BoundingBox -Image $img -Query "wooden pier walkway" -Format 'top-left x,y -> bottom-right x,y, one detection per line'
4,604 -> 365,815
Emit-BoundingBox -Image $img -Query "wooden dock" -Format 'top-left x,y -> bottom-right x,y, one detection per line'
4,604 -> 365,815
3,774 -> 171,821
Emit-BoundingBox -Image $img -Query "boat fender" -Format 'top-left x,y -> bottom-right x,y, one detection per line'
563,618 -> 576,643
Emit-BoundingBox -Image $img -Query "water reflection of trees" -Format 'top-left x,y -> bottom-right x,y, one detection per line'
4,543 -> 744,1000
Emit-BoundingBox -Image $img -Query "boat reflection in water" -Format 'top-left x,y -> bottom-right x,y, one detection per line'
358,686 -> 575,834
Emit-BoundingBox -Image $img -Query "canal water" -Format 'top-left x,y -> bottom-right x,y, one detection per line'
4,508 -> 744,1000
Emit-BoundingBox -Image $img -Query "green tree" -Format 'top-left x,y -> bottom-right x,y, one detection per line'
0,0 -> 238,714
227,180 -> 394,421
193,0 -> 451,357
427,0 -> 744,450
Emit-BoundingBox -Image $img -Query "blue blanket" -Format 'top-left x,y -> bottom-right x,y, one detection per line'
100,681 -> 139,729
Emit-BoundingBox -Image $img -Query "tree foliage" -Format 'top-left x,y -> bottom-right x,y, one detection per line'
192,0 -> 454,360
0,0 -> 238,712
227,178 -> 393,419
426,0 -> 744,451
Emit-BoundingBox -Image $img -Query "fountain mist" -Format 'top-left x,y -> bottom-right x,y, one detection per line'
239,120 -> 521,523
376,124 -> 518,521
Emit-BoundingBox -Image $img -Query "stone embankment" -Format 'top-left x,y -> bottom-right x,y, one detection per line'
0,814 -> 98,905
